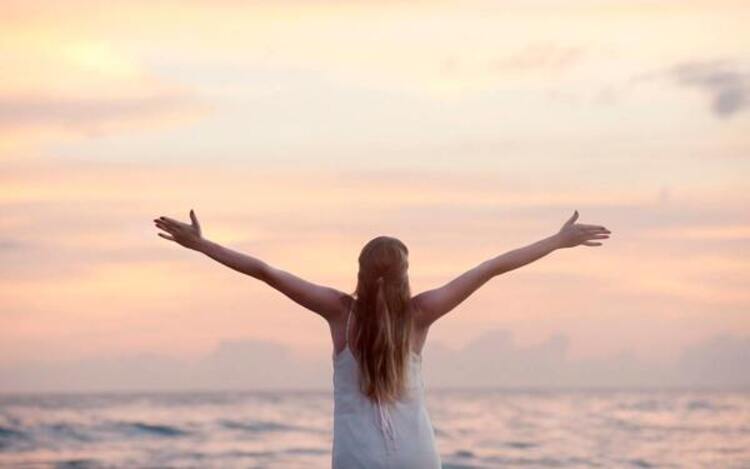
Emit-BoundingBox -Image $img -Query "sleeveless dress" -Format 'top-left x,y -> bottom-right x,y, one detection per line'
331,300 -> 442,469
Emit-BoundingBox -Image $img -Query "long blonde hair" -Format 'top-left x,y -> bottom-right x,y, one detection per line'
350,235 -> 414,405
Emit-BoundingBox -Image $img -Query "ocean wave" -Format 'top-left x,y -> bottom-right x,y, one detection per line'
53,458 -> 100,468
219,419 -> 321,434
114,421 -> 189,437
505,440 -> 538,449
282,447 -> 329,456
0,390 -> 748,468
617,398 -> 673,412
0,425 -> 29,449
219,449 -> 276,459
2,420 -> 191,451
627,458 -> 655,468
483,455 -> 594,467
46,423 -> 94,442
685,399 -> 735,412
454,449 -> 475,458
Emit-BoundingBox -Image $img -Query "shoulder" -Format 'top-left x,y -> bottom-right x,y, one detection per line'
327,294 -> 355,327
410,295 -> 431,331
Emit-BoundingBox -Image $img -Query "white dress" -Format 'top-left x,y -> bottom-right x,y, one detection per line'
331,300 -> 442,469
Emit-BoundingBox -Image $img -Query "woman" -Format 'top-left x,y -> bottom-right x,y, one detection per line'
153,209 -> 611,468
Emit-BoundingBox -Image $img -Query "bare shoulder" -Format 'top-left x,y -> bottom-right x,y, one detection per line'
410,296 -> 431,353
410,294 -> 431,330
328,294 -> 355,328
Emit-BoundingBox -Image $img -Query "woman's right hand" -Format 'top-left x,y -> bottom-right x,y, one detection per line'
555,210 -> 611,248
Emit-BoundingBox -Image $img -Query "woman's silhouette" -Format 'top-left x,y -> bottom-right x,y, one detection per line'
153,209 -> 611,468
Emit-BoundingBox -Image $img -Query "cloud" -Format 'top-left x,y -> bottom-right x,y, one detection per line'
670,59 -> 750,118
421,329 -> 748,389
0,239 -> 24,251
489,43 -> 586,73
3,331 -> 749,392
0,92 -> 207,136
0,339 -> 330,392
677,334 -> 750,388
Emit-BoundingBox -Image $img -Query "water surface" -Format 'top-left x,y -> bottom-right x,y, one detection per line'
1,389 -> 748,468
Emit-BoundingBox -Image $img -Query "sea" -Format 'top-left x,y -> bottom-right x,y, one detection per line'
0,389 -> 748,468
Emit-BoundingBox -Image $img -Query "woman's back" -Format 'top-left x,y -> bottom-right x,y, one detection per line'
332,299 -> 442,469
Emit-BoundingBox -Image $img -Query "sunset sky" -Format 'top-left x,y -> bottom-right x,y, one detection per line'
2,0 -> 749,390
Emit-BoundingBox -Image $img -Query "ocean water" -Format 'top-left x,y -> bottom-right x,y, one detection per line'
0,389 -> 748,468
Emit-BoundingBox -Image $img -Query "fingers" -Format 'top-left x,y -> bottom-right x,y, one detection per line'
582,241 -> 602,247
154,218 -> 179,231
153,220 -> 187,244
154,216 -> 191,232
578,224 -> 610,232
160,216 -> 188,228
564,209 -> 579,227
154,219 -> 177,234
587,233 -> 610,240
189,209 -> 200,228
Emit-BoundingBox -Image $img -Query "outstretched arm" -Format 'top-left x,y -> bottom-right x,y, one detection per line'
153,210 -> 349,321
412,210 -> 611,328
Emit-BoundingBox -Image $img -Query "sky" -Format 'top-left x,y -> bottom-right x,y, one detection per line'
1,0 -> 749,391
